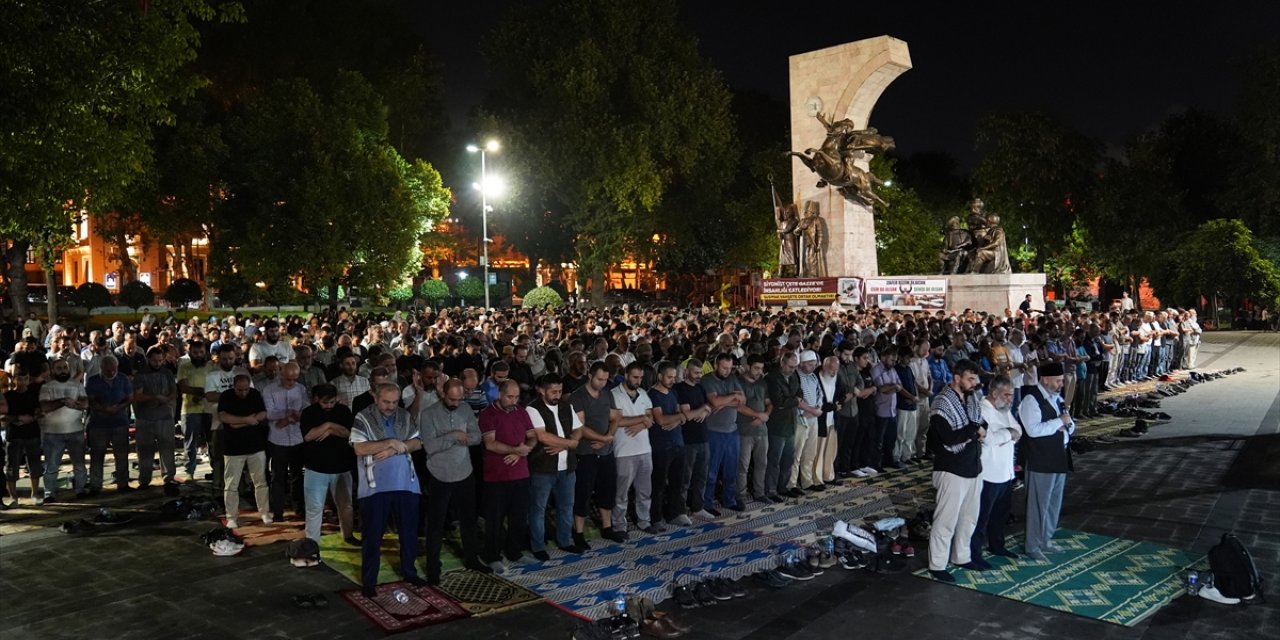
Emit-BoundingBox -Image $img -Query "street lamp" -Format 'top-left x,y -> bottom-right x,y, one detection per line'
466,139 -> 501,308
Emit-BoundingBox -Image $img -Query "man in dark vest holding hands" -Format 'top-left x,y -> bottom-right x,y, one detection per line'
1018,361 -> 1074,562
526,373 -> 585,560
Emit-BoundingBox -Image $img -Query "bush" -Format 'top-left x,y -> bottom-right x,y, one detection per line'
522,286 -> 565,309
455,277 -> 485,305
419,279 -> 450,304
119,280 -> 155,312
215,273 -> 254,311
74,282 -> 113,311
388,283 -> 413,307
165,278 -> 203,309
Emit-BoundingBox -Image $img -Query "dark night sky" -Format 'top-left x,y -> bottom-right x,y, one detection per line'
406,1 -> 1280,168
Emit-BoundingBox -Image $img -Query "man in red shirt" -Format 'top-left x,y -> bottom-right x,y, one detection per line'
479,379 -> 537,571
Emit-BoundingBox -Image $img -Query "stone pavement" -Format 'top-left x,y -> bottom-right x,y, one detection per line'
0,331 -> 1275,640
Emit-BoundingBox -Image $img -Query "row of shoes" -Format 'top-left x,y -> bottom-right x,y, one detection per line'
671,576 -> 747,607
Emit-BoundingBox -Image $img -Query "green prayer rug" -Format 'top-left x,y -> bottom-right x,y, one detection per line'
914,529 -> 1206,626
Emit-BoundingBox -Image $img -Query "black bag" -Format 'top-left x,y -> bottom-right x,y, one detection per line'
1208,533 -> 1264,601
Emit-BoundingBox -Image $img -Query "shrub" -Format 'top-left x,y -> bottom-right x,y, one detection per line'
455,277 -> 485,305
164,278 -> 203,309
74,282 -> 113,311
419,279 -> 450,304
119,280 -> 155,313
522,286 -> 565,309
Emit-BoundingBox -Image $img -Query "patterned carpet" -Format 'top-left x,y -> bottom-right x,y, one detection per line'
500,484 -> 898,620
913,529 -> 1206,626
340,581 -> 470,633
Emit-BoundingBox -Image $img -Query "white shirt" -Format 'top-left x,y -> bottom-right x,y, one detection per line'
250,340 -> 295,365
39,379 -> 87,434
206,365 -> 249,430
1018,383 -> 1074,447
979,398 -> 1020,483
527,403 -> 582,471
610,385 -> 653,458
1006,341 -> 1026,388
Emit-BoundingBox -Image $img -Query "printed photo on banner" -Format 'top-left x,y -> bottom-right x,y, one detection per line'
837,277 -> 863,307
864,278 -> 947,311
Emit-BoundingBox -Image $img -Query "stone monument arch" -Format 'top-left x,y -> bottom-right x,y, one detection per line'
789,36 -> 912,279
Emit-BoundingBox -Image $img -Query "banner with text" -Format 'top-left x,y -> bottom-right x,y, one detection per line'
863,278 -> 948,311
761,278 -> 838,306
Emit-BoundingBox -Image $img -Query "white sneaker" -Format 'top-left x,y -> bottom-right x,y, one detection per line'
1198,585 -> 1241,605
852,469 -> 868,478
668,514 -> 693,526
261,515 -> 274,525
859,467 -> 879,476
226,519 -> 240,529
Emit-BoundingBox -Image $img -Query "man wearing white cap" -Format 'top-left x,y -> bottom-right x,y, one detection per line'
791,350 -> 823,491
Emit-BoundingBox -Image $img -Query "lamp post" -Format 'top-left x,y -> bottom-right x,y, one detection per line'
467,140 -> 500,309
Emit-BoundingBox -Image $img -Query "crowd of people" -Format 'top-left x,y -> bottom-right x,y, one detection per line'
0,297 -> 1210,593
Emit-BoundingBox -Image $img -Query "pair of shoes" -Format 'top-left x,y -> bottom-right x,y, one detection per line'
601,527 -> 628,543
928,569 -> 956,583
838,551 -> 868,570
667,514 -> 693,526
755,569 -> 790,588
292,593 -> 329,608
464,557 -> 494,573
777,561 -> 815,581
693,580 -> 724,604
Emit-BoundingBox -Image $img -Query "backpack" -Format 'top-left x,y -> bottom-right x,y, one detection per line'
1207,533 -> 1264,601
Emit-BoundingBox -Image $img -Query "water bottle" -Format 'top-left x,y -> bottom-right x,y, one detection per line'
392,589 -> 409,604
825,535 -> 835,556
1186,571 -> 1199,596
613,594 -> 627,616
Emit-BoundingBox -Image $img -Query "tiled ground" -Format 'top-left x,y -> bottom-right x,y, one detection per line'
0,331 -> 1275,640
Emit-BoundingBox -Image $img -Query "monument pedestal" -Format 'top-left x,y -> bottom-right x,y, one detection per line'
943,272 -> 1046,315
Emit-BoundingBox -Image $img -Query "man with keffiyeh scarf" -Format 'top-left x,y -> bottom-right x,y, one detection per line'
924,359 -> 988,583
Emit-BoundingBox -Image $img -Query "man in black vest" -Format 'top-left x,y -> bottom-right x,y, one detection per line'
1017,361 -> 1074,562
526,373 -> 585,560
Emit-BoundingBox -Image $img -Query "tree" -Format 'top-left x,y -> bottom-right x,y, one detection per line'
214,72 -> 450,310
165,278 -> 204,310
74,282 -> 112,314
455,277 -> 485,306
419,279 -> 450,307
483,0 -> 737,305
522,286 -> 565,309
0,0 -> 242,322
1159,219 -> 1280,313
214,272 -> 254,312
871,155 -> 944,275
388,283 -> 413,308
120,281 -> 155,316
973,112 -> 1102,271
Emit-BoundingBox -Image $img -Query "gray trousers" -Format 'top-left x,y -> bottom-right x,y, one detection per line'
88,426 -> 130,489
765,435 -> 795,495
737,433 -> 768,501
682,442 -> 708,513
613,453 -> 653,532
135,419 -> 177,486
1025,471 -> 1067,553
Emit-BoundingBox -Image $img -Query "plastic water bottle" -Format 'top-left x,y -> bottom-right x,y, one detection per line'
393,589 -> 409,604
613,594 -> 627,615
825,535 -> 835,556
1186,571 -> 1199,596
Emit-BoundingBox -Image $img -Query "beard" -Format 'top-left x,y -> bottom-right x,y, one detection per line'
54,373 -> 71,382
190,356 -> 207,366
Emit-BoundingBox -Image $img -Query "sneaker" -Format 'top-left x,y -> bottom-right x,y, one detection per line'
692,581 -> 719,606
705,579 -> 733,601
851,469 -> 868,478
210,539 -> 243,556
817,550 -> 838,569
890,541 -> 904,556
755,570 -> 789,589
668,514 -> 693,527
1198,585 -> 1241,605
776,563 -> 813,581
261,515 -> 274,525
726,578 -> 747,598
225,519 -> 239,529
672,584 -> 699,609
900,541 -> 915,558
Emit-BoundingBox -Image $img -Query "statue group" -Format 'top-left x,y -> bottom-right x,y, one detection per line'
776,200 -> 828,277
788,113 -> 895,208
940,198 -> 1012,274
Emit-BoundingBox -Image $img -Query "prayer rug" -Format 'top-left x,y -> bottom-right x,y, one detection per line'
913,528 -> 1206,626
318,531 -> 463,586
501,485 -> 897,620
340,581 -> 469,634
436,569 -> 546,617
224,516 -> 306,547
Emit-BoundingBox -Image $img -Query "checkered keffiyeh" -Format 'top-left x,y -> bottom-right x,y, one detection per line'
929,386 -> 984,454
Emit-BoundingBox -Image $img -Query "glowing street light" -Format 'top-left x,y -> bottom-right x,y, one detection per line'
466,139 -> 501,308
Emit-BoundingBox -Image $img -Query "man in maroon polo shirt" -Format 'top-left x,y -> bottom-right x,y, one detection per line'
479,379 -> 537,571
